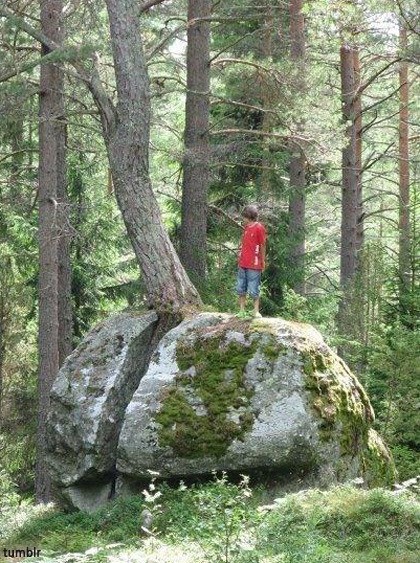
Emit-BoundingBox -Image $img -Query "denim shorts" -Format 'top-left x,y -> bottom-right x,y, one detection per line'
236,267 -> 262,299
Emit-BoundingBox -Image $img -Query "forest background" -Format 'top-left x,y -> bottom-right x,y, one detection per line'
0,0 -> 418,504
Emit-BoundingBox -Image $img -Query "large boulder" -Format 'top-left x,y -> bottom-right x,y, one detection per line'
117,313 -> 395,488
46,311 -> 158,510
46,311 -> 395,511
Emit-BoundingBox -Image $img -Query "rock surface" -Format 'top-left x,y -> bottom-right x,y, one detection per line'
47,312 -> 395,511
117,313 -> 394,488
46,311 -> 158,509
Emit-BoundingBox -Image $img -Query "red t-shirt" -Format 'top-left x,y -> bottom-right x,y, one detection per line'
239,222 -> 267,270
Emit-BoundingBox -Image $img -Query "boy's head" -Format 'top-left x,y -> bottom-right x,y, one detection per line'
242,204 -> 259,223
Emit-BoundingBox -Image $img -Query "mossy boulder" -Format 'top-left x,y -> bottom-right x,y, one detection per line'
117,313 -> 395,487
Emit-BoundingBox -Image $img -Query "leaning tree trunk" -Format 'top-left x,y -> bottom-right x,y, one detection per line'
36,0 -> 65,503
288,0 -> 306,295
104,0 -> 201,313
179,0 -> 211,286
1,1 -> 202,315
398,24 -> 411,305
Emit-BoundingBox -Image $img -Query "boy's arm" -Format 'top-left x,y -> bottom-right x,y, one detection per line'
261,242 -> 266,270
259,224 -> 267,269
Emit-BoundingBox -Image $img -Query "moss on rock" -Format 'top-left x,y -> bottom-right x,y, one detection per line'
302,348 -> 396,485
152,315 -> 395,485
156,333 -> 259,458
361,428 -> 396,487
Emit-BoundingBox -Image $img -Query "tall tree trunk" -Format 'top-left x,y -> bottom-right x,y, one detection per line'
288,0 -> 306,295
57,119 -> 73,364
259,3 -> 275,197
337,44 -> 359,353
36,0 -> 64,503
354,47 -> 363,254
339,44 -> 358,290
103,0 -> 201,314
398,24 -> 411,304
179,0 -> 211,286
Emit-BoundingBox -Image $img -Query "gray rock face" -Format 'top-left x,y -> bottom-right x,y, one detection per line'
117,314 -> 394,487
47,312 -> 395,511
46,311 -> 157,510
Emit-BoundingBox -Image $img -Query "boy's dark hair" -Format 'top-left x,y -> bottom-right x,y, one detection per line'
242,204 -> 259,221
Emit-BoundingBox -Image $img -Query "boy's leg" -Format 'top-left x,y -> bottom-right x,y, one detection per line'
248,269 -> 262,317
253,296 -> 261,316
236,267 -> 247,312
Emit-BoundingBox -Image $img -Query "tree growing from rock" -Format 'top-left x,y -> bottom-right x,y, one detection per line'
92,0 -> 203,314
0,1 -> 202,316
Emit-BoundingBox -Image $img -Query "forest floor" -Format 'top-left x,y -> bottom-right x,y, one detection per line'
1,477 -> 419,563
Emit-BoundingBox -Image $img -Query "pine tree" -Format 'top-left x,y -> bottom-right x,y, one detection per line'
180,0 -> 211,286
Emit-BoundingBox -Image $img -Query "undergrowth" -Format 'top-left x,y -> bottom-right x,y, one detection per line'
1,474 -> 419,563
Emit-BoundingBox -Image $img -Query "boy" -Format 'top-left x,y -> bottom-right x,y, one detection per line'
237,204 -> 266,318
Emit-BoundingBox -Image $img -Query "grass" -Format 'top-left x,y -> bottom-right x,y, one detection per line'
1,477 -> 419,562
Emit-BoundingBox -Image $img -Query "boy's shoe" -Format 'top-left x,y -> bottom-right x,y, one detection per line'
253,311 -> 262,318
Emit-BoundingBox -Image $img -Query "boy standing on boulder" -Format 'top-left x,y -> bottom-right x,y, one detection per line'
237,205 -> 267,318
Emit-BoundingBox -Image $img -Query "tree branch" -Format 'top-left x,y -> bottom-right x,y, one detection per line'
356,58 -> 401,97
212,57 -> 276,76
395,0 -> 420,37
211,128 -> 288,140
210,95 -> 278,116
147,22 -> 185,60
0,4 -> 116,135
140,0 -> 168,13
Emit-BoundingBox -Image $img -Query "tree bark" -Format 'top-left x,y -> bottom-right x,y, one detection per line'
259,3 -> 275,197
354,47 -> 363,255
179,0 -> 211,286
103,0 -> 201,313
339,44 -> 358,289
398,24 -> 411,302
57,118 -> 73,365
36,0 -> 64,503
288,0 -> 306,295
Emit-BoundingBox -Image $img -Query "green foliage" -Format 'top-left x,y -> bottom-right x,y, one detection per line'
363,323 -> 420,480
3,494 -> 145,555
0,241 -> 37,491
156,473 -> 261,562
3,481 -> 420,563
67,153 -> 139,342
257,486 -> 420,562
281,289 -> 339,343
0,469 -> 20,509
